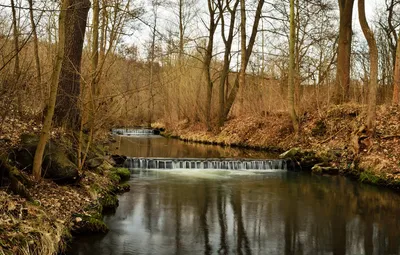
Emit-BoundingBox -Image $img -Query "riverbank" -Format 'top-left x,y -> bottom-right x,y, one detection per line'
156,104 -> 400,188
0,168 -> 129,255
0,117 -> 130,255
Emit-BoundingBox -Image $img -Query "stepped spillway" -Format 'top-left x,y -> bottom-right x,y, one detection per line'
124,157 -> 295,171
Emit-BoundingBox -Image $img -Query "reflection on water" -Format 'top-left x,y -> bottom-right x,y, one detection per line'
68,136 -> 400,254
111,135 -> 276,159
68,170 -> 400,255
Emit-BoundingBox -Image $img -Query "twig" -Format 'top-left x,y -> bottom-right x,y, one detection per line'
318,127 -> 347,144
381,134 -> 400,139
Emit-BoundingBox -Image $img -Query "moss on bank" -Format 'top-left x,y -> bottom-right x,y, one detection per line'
99,193 -> 119,213
70,167 -> 132,236
354,170 -> 400,189
70,209 -> 108,235
108,167 -> 131,183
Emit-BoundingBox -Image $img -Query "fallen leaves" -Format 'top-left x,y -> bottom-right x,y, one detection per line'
0,170 -> 115,254
164,104 -> 400,177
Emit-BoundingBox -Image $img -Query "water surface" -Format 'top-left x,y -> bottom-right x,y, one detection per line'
111,135 -> 275,159
68,136 -> 400,255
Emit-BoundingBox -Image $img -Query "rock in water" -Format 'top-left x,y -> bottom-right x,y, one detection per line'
111,154 -> 127,167
279,148 -> 300,158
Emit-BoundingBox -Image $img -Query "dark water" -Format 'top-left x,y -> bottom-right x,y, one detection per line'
68,136 -> 400,255
110,135 -> 276,159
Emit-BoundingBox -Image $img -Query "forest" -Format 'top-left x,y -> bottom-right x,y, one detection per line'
0,0 -> 400,254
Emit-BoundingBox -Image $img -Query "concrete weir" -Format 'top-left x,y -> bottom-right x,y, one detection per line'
124,157 -> 296,171
112,128 -> 159,136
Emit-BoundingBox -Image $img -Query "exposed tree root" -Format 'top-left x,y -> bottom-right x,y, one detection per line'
0,155 -> 33,201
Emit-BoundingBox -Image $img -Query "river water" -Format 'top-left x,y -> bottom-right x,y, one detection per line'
67,135 -> 400,255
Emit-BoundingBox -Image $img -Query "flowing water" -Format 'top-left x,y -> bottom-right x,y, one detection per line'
67,134 -> 400,255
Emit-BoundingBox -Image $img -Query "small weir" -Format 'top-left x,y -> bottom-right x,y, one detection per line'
124,157 -> 295,171
68,135 -> 400,255
112,128 -> 158,136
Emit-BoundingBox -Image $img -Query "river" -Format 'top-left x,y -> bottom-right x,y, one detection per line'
67,134 -> 400,255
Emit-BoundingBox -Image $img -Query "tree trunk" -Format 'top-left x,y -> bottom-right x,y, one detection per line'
238,0 -> 246,116
148,3 -> 158,128
179,0 -> 184,61
177,0 -> 184,120
91,0 -> 100,97
54,0 -> 91,130
289,0 -> 299,133
10,0 -> 21,115
222,0 -> 264,122
217,0 -> 239,128
387,0 -> 397,68
393,36 -> 400,105
334,0 -> 354,104
28,0 -> 42,103
1,156 -> 32,201
32,0 -> 67,181
78,0 -> 100,171
88,0 -> 100,131
358,0 -> 378,134
100,0 -> 107,65
204,0 -> 218,131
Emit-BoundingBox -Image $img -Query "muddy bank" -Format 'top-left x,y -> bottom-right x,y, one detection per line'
157,104 -> 400,189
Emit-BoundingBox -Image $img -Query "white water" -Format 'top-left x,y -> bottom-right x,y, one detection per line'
124,157 -> 292,171
112,128 -> 156,135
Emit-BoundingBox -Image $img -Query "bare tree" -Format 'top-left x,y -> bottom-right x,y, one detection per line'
358,0 -> 378,133
32,0 -> 68,180
335,0 -> 354,104
175,0 -> 197,60
10,0 -> 21,115
222,0 -> 264,123
375,0 -> 400,103
288,0 -> 299,133
216,0 -> 239,128
147,0 -> 163,127
203,0 -> 220,130
28,0 -> 42,102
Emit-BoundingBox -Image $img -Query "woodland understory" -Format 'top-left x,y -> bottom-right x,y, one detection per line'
0,114 -> 131,255
2,0 -> 400,254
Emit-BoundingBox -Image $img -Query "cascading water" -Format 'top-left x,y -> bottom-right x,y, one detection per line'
112,128 -> 157,135
124,157 -> 296,171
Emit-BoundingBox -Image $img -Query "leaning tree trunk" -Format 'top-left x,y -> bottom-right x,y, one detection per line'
54,0 -> 91,131
0,156 -> 32,201
334,0 -> 354,104
358,0 -> 378,134
393,36 -> 400,105
32,0 -> 67,181
222,0 -> 264,123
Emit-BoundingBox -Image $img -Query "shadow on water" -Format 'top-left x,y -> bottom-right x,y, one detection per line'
67,136 -> 400,255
